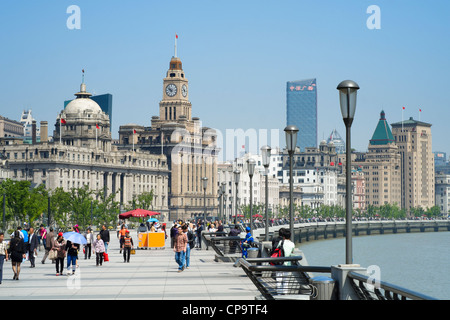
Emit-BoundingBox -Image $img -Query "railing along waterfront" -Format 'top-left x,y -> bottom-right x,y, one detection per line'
347,271 -> 438,300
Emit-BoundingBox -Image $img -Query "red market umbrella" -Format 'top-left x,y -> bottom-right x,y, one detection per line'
119,208 -> 160,220
252,214 -> 263,218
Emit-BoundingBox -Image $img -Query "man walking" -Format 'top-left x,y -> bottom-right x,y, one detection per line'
100,225 -> 110,253
41,227 -> 55,264
28,227 -> 39,268
174,225 -> 188,272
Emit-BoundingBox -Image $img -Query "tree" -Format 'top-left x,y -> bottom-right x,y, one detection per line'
49,187 -> 71,228
68,185 -> 94,228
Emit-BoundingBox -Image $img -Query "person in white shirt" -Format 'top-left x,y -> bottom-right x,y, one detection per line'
276,229 -> 296,294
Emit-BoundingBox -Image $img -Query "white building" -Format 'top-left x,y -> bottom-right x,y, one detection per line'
20,110 -> 40,143
218,152 -> 279,220
435,173 -> 450,216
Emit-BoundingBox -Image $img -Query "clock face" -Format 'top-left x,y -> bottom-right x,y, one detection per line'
182,84 -> 187,97
165,84 -> 177,97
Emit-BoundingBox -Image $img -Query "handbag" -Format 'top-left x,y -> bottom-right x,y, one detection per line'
130,248 -> 136,255
49,249 -> 57,260
103,252 -> 109,261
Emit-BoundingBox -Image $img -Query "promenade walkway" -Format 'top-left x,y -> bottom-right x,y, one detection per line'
0,231 -> 259,300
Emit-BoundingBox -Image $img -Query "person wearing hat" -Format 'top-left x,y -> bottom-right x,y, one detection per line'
52,233 -> 66,276
122,231 -> 134,263
240,227 -> 254,258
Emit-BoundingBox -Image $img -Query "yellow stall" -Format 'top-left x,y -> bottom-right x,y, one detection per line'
138,232 -> 148,249
147,232 -> 165,249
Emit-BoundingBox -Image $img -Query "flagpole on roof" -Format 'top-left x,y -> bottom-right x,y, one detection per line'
402,106 -> 405,132
60,117 -> 62,145
174,33 -> 178,58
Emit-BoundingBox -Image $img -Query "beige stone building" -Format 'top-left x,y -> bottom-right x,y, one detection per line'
2,81 -> 170,216
0,115 -> 24,139
391,116 -> 435,211
360,111 -> 402,208
119,54 -> 219,221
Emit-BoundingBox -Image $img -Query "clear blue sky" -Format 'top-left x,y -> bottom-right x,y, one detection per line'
1,1 -> 449,161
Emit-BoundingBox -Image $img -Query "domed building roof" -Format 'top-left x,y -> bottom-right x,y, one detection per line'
64,83 -> 102,114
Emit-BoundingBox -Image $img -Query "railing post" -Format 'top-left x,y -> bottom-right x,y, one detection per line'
331,264 -> 367,300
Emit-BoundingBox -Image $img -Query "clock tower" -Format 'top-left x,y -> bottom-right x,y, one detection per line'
159,56 -> 191,121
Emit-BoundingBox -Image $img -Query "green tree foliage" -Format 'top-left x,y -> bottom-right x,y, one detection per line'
0,179 -> 151,230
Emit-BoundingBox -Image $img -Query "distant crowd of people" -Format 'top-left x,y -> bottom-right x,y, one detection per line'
0,223 -> 119,284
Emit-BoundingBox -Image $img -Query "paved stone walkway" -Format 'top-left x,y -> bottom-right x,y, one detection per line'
0,231 -> 259,300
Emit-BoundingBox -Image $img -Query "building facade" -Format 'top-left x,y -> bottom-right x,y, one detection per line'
1,115 -> 24,139
360,111 -> 402,208
118,54 -> 219,221
435,173 -> 450,216
286,78 -> 317,151
3,81 -> 170,216
391,116 -> 435,211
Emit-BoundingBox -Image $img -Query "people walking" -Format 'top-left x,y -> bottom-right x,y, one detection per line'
41,227 -> 54,264
27,227 -> 39,268
122,231 -> 134,263
65,239 -> 79,275
52,233 -> 66,276
8,230 -> 26,280
196,220 -> 203,249
38,224 -> 47,251
170,223 -> 178,248
174,225 -> 188,272
93,234 -> 105,266
84,228 -> 94,260
118,225 -> 127,254
100,225 -> 110,253
0,232 -> 8,284
185,225 -> 194,269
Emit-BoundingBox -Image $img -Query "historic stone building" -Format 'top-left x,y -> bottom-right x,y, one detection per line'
2,81 -> 170,215
359,111 -> 402,208
391,116 -> 435,211
119,53 -> 219,220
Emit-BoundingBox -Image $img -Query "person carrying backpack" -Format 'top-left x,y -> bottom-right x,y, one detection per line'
275,229 -> 296,294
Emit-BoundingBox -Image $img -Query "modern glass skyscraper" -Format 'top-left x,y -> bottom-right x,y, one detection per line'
286,78 -> 317,151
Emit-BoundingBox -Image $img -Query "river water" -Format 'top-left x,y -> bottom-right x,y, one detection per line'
297,231 -> 450,300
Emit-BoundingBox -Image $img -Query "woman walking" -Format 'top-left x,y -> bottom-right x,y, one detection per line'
122,231 -> 134,263
0,232 -> 8,284
52,233 -> 66,276
65,239 -> 79,275
84,228 -> 94,260
8,231 -> 26,280
93,234 -> 105,266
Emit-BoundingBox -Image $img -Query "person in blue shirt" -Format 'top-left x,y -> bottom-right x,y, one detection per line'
240,227 -> 254,258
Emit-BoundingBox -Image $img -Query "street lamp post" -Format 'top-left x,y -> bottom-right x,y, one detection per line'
284,125 -> 299,240
202,177 -> 208,225
218,187 -> 223,223
261,145 -> 271,241
229,196 -> 233,224
337,79 -> 360,264
221,182 -> 226,223
247,158 -> 256,236
233,170 -> 240,224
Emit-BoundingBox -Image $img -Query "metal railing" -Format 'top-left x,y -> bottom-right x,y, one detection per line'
209,236 -> 243,256
235,256 -> 331,300
348,271 -> 438,300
